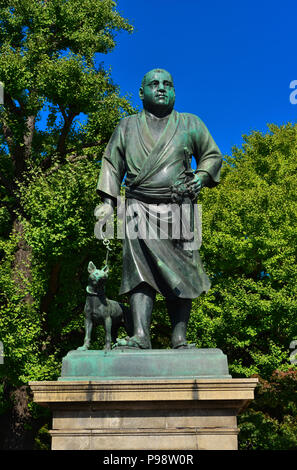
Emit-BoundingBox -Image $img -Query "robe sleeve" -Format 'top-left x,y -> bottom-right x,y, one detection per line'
191,116 -> 223,187
96,120 -> 127,201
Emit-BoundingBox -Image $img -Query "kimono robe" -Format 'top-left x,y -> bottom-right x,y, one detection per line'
96,109 -> 222,299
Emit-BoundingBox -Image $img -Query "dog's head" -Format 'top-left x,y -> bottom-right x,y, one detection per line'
87,261 -> 109,288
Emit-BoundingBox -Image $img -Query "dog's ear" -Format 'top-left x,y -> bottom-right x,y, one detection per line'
88,261 -> 96,273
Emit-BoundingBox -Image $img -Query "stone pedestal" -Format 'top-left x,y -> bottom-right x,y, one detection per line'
29,377 -> 258,450
59,348 -> 231,380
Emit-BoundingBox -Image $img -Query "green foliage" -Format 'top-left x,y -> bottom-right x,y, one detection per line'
0,0 -> 135,183
34,423 -> 51,450
0,0 -> 135,385
0,0 -> 135,449
0,158 -> 125,384
239,370 -> 297,450
151,294 -> 171,349
19,160 -> 99,257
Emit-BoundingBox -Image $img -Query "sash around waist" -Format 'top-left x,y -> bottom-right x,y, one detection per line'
125,186 -> 173,203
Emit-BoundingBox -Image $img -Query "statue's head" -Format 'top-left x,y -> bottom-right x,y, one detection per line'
139,68 -> 175,117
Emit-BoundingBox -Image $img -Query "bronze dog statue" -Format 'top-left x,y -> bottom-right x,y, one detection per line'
77,261 -> 132,350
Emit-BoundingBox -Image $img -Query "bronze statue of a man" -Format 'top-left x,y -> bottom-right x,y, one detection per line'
96,68 -> 222,349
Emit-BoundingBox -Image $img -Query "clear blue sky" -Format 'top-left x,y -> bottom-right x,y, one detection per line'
99,0 -> 297,156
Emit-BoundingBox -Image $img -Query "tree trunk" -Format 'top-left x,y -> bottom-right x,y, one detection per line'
0,385 -> 50,450
12,218 -> 33,305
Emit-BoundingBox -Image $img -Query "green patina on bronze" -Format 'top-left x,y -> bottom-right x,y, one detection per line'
59,348 -> 231,381
95,68 -> 223,351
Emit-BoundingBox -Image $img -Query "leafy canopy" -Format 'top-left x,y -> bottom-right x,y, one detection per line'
0,0 -> 134,190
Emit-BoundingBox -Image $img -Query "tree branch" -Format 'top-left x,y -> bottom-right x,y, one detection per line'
56,106 -> 78,159
2,90 -> 37,179
23,115 -> 35,159
3,91 -> 24,117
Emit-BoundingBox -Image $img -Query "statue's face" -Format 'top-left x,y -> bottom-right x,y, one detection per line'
139,69 -> 175,116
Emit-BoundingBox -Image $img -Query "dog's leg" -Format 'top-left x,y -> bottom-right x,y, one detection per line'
77,311 -> 92,351
104,316 -> 112,350
83,314 -> 92,349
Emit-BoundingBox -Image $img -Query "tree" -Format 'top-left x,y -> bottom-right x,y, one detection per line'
239,369 -> 297,450
0,0 -> 135,449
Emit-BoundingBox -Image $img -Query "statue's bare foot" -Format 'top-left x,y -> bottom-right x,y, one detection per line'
77,344 -> 89,351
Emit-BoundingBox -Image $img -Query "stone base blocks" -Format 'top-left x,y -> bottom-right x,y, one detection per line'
30,377 -> 258,450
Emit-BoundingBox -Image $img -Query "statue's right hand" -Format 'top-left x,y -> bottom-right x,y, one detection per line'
94,201 -> 115,240
94,203 -> 114,222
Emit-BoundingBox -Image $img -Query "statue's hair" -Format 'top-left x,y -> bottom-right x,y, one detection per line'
141,69 -> 174,88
